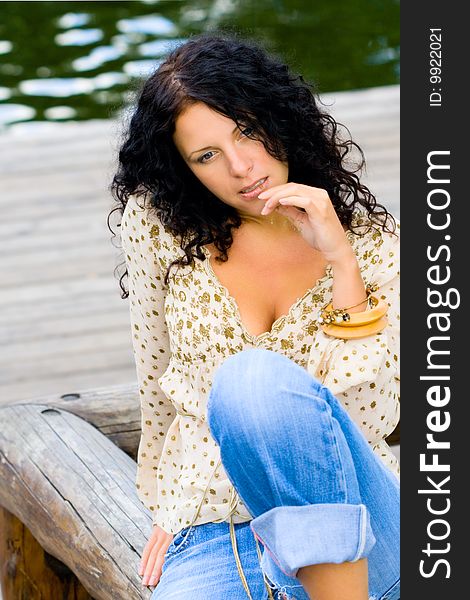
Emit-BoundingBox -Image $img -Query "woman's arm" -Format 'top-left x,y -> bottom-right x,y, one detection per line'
122,199 -> 178,586
121,197 -> 176,524
308,223 -> 400,454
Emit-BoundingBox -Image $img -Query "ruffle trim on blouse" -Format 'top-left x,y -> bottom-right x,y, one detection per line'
157,354 -> 225,419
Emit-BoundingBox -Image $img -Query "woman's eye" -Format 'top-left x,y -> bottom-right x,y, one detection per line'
241,126 -> 254,137
198,151 -> 215,163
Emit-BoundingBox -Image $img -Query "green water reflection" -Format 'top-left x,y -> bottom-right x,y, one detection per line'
0,0 -> 399,127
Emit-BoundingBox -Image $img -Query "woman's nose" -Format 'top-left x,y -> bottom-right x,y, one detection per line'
226,147 -> 253,178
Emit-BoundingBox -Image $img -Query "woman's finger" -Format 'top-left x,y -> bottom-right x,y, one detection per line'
261,194 -> 305,215
260,185 -> 331,212
274,205 -> 307,231
147,548 -> 169,587
139,526 -> 161,576
142,542 -> 161,586
258,181 -> 307,200
142,534 -> 173,587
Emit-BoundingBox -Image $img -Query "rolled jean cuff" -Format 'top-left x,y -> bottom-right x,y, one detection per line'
250,503 -> 377,578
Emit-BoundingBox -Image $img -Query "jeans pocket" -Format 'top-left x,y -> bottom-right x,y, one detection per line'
380,578 -> 400,600
164,526 -> 196,559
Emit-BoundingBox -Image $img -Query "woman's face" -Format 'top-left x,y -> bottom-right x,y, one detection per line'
172,102 -> 288,219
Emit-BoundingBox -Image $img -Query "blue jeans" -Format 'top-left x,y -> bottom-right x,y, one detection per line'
152,349 -> 400,599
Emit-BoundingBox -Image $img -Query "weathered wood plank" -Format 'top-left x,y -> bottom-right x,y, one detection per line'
0,368 -> 138,410
0,327 -> 129,362
0,403 -> 152,599
0,287 -> 124,321
0,189 -> 106,214
0,308 -> 127,345
0,277 -> 117,306
0,381 -> 141,444
0,212 -> 111,239
0,345 -> 132,386
2,258 -> 116,289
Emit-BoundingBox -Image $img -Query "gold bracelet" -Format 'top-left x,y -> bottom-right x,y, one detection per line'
318,283 -> 378,325
320,297 -> 388,337
321,314 -> 389,339
318,284 -> 389,339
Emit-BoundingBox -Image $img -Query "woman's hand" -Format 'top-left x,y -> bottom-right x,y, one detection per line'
259,183 -> 354,265
139,524 -> 174,588
260,182 -> 368,312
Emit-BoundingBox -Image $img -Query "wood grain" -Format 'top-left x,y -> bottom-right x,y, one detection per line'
0,399 -> 153,600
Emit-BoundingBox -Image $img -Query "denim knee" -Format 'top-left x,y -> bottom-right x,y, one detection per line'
207,348 -> 327,442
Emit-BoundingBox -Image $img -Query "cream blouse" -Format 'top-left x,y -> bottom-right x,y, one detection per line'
121,195 -> 400,535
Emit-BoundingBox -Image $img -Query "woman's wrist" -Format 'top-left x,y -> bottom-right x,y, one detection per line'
328,244 -> 357,270
330,250 -> 368,313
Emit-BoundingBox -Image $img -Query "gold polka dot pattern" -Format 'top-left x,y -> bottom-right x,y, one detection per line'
121,196 -> 400,535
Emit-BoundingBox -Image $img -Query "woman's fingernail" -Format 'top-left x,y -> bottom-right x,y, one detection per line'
261,203 -> 271,214
258,191 -> 267,199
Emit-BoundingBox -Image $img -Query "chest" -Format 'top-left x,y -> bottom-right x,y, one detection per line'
205,234 -> 328,338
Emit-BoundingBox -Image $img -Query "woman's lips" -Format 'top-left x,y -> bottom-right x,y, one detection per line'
239,177 -> 268,199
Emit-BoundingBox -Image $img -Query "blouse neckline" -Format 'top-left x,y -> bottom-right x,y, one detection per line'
200,228 -> 359,344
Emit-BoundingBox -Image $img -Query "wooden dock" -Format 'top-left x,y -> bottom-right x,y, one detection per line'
0,84 -> 399,406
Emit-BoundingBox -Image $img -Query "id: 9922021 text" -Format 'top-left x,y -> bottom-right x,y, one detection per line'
429,28 -> 442,108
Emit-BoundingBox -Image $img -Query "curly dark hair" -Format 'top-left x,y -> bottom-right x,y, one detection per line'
109,31 -> 397,298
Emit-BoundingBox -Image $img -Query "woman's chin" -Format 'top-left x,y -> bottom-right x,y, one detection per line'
236,195 -> 265,211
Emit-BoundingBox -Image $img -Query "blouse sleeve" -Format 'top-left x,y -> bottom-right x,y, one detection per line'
121,197 -> 176,524
307,220 -> 400,445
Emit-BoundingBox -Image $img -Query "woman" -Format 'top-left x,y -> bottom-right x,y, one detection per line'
111,32 -> 400,600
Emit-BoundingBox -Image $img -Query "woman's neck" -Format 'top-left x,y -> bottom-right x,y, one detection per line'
238,210 -> 299,236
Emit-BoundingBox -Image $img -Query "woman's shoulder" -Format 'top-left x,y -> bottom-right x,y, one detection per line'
349,208 -> 399,249
123,195 -> 181,260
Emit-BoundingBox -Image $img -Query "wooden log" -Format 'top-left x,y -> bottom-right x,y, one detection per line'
0,403 -> 153,600
3,383 -> 141,458
0,507 -> 92,599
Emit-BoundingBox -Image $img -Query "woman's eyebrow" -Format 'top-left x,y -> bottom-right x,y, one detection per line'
187,125 -> 241,159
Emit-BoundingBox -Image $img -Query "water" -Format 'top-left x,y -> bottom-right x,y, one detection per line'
0,0 -> 399,129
